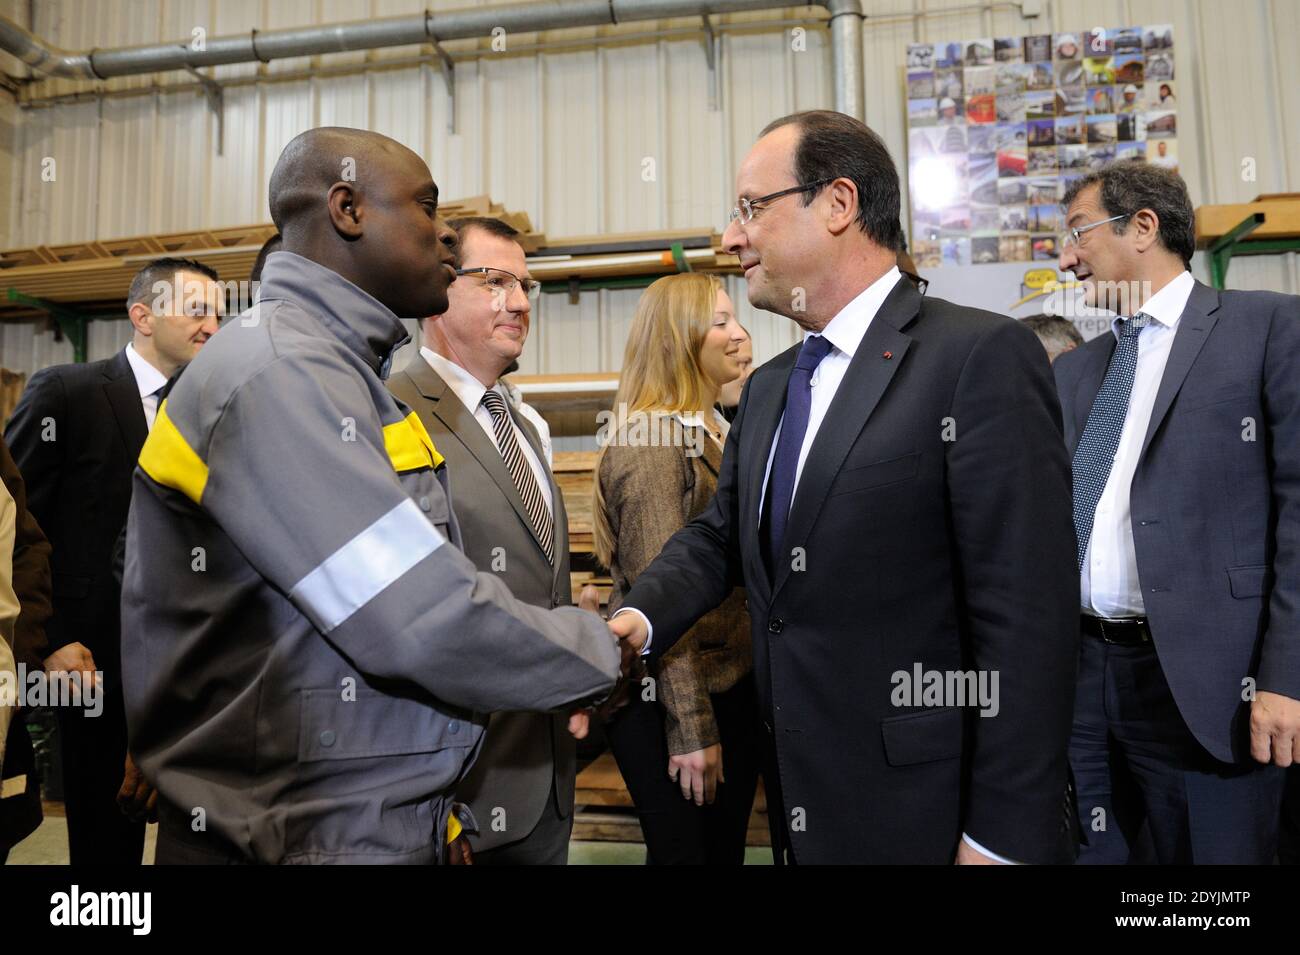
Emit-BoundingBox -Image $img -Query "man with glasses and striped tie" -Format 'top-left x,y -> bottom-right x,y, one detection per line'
389,216 -> 582,865
1055,162 -> 1300,864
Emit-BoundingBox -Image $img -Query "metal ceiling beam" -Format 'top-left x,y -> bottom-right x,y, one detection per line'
0,0 -> 865,118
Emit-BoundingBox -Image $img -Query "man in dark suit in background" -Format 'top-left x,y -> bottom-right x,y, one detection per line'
1055,163 -> 1299,863
5,257 -> 222,863
389,216 -> 583,864
610,110 -> 1080,864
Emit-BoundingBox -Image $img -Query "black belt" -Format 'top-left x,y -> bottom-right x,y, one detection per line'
1081,614 -> 1153,646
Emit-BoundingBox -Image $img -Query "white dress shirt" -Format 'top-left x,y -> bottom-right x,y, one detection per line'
757,266 -> 902,517
124,342 -> 169,432
621,268 -> 902,650
1080,270 -> 1194,617
420,347 -> 553,515
674,408 -> 730,447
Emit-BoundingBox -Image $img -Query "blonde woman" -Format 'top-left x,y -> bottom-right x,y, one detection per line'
594,273 -> 758,864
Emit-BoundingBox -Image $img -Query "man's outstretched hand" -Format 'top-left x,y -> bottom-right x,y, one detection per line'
607,609 -> 648,661
566,585 -> 602,737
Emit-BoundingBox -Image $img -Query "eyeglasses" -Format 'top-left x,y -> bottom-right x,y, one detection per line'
727,178 -> 835,226
454,266 -> 541,302
1059,213 -> 1129,249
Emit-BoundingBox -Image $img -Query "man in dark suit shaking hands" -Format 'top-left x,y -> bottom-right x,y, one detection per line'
609,110 -> 1080,864
1054,163 -> 1299,863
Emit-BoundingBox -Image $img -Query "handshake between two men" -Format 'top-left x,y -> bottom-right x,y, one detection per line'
564,585 -> 649,742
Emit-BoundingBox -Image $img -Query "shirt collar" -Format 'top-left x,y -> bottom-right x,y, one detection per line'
420,346 -> 501,413
676,410 -> 728,441
123,342 -> 169,399
256,251 -> 410,375
809,266 -> 903,358
1111,269 -> 1195,339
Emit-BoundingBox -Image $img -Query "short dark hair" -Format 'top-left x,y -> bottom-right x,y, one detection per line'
1021,314 -> 1083,351
417,217 -> 523,328
126,257 -> 220,311
448,216 -> 519,243
759,110 -> 903,252
1061,162 -> 1195,267
250,234 -> 282,285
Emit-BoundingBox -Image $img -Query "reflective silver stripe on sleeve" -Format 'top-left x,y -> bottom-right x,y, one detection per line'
289,498 -> 445,633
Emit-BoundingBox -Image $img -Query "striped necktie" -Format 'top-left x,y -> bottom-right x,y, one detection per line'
481,389 -> 554,564
1071,313 -> 1150,569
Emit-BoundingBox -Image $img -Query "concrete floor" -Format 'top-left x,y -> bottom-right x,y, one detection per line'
5,816 -> 771,865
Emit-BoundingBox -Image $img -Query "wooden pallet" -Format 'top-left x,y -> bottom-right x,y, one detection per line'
554,450 -> 599,557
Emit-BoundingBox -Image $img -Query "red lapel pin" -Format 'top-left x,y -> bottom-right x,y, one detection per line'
882,351 -> 893,360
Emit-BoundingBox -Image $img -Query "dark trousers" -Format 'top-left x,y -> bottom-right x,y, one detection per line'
1069,633 -> 1285,864
606,676 -> 762,864
473,784 -> 573,865
58,684 -> 145,865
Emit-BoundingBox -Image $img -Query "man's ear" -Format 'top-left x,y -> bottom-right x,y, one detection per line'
824,178 -> 859,236
127,301 -> 154,337
1131,208 -> 1161,253
326,181 -> 363,239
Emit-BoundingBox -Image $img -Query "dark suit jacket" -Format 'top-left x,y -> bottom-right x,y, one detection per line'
622,276 -> 1080,864
5,349 -> 147,685
1054,279 -> 1300,764
388,356 -> 574,852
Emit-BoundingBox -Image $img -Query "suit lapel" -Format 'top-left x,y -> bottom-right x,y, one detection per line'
102,350 -> 148,459
1139,280 -> 1220,459
403,359 -> 552,565
771,280 -> 918,599
740,349 -> 795,606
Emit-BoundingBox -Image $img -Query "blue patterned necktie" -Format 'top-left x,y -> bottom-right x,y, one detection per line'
763,334 -> 835,573
1071,314 -> 1150,569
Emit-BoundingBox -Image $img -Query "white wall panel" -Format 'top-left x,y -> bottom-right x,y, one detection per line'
317,75 -> 369,130
155,89 -> 212,232
97,95 -> 158,237
540,50 -> 601,237
3,0 -> 1297,381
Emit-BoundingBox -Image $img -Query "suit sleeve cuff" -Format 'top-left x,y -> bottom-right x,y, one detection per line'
962,832 -> 1021,865
610,607 -> 653,655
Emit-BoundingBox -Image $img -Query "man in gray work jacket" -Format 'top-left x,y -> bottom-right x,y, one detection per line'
120,127 -> 622,865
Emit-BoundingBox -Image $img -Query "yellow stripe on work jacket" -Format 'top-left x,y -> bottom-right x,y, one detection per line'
120,250 -> 618,864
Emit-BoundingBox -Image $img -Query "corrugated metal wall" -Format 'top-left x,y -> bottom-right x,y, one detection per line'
2,0 -> 1298,379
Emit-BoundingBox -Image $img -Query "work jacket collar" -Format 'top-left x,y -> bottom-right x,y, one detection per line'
258,250 -> 411,377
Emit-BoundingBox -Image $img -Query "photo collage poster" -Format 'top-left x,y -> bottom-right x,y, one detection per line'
905,26 -> 1177,268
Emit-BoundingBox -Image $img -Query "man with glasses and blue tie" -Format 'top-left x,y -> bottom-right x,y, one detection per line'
608,110 -> 1080,864
1054,162 -> 1300,863
388,216 -> 586,865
